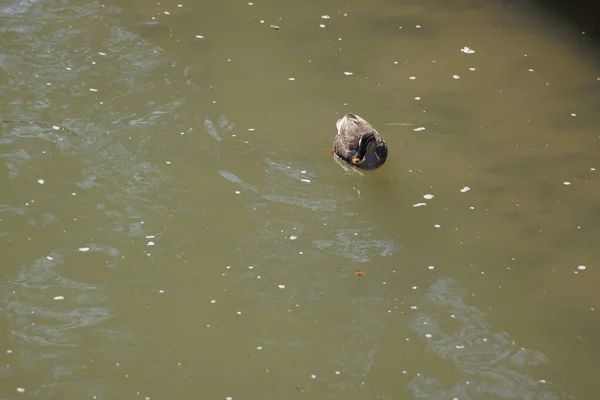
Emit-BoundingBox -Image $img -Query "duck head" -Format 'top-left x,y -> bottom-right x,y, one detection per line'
353,132 -> 378,164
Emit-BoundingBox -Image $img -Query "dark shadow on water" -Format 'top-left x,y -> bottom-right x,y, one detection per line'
507,0 -> 600,51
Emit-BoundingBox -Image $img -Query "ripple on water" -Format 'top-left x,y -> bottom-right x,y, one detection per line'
408,278 -> 572,398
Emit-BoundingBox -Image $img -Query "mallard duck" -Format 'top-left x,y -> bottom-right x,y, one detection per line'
331,113 -> 388,170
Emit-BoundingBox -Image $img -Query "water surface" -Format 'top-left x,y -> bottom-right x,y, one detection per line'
1,0 -> 599,398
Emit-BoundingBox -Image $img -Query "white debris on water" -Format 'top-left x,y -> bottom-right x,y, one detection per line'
290,235 -> 297,240
78,247 -> 90,252
578,265 -> 587,271
300,178 -> 311,183
53,296 -> 64,300
343,71 -> 353,76
460,46 -> 475,54
288,77 -> 295,81
147,241 -> 155,246
321,15 -> 330,19
460,186 -> 470,192
195,35 -> 204,39
563,181 -> 571,186
89,88 -> 98,91
319,24 -> 326,28
37,179 -> 45,184
452,75 -> 461,79
423,194 -> 434,200
414,127 -> 426,132
278,284 -> 285,289
409,76 -> 416,80
413,202 -> 426,207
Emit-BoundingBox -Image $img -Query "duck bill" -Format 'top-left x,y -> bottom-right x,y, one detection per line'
354,143 -> 367,163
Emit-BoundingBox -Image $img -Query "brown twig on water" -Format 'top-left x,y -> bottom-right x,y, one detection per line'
1,120 -> 82,140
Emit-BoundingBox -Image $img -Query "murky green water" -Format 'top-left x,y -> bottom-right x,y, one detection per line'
2,0 -> 599,398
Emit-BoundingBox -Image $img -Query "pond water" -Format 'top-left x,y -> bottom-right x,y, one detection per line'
1,0 -> 599,399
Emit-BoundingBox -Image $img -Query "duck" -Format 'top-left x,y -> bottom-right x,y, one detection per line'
330,113 -> 388,170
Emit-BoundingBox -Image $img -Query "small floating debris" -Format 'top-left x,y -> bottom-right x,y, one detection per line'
147,241 -> 155,246
53,296 -> 64,300
343,71 -> 353,76
528,69 -> 534,72
288,77 -> 295,81
319,24 -> 326,28
37,179 -> 45,184
413,127 -> 426,132
460,186 -> 470,193
195,35 -> 204,39
89,88 -> 98,91
423,194 -> 434,200
413,202 -> 427,207
354,270 -> 363,277
578,265 -> 587,271
270,25 -> 280,30
290,235 -> 297,240
409,76 -> 416,80
452,75 -> 460,79
571,113 -> 577,116
321,15 -> 330,19
460,46 -> 475,54
563,181 -> 571,186
415,25 -> 422,28
164,11 -> 170,15
78,247 -> 90,252
278,284 -> 286,289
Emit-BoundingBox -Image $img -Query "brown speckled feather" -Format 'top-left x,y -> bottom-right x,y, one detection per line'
333,113 -> 388,170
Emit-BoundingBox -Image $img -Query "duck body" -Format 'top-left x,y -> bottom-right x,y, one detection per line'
332,113 -> 388,170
